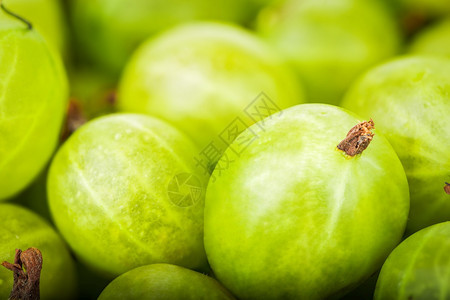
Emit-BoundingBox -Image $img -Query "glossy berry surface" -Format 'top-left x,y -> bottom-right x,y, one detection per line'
342,56 -> 450,234
70,0 -> 271,74
0,12 -> 67,200
205,104 -> 409,299
375,221 -> 450,300
98,264 -> 235,300
118,22 -> 304,150
257,0 -> 401,104
48,114 -> 209,277
409,18 -> 450,58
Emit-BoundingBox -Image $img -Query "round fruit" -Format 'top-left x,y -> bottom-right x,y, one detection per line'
409,18 -> 450,58
0,10 -> 68,200
0,204 -> 77,299
375,221 -> 450,300
341,56 -> 450,234
48,113 -> 209,277
118,22 -> 304,151
3,0 -> 67,55
204,104 -> 409,299
70,0 -> 269,74
98,264 -> 235,300
257,0 -> 401,104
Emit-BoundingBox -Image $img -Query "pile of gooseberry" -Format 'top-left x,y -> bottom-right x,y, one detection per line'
0,0 -> 449,299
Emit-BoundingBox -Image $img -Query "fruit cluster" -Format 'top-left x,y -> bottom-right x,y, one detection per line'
0,0 -> 449,299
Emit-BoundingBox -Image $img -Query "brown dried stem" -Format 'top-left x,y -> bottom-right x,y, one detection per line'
337,119 -> 375,157
1,248 -> 42,300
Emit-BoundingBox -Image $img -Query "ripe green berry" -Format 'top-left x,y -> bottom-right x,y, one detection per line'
70,0 -> 271,74
409,18 -> 450,58
257,0 -> 401,104
0,10 -> 68,200
205,104 -> 409,299
98,264 -> 235,300
375,221 -> 450,300
342,56 -> 450,234
118,22 -> 304,150
48,114 -> 209,277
